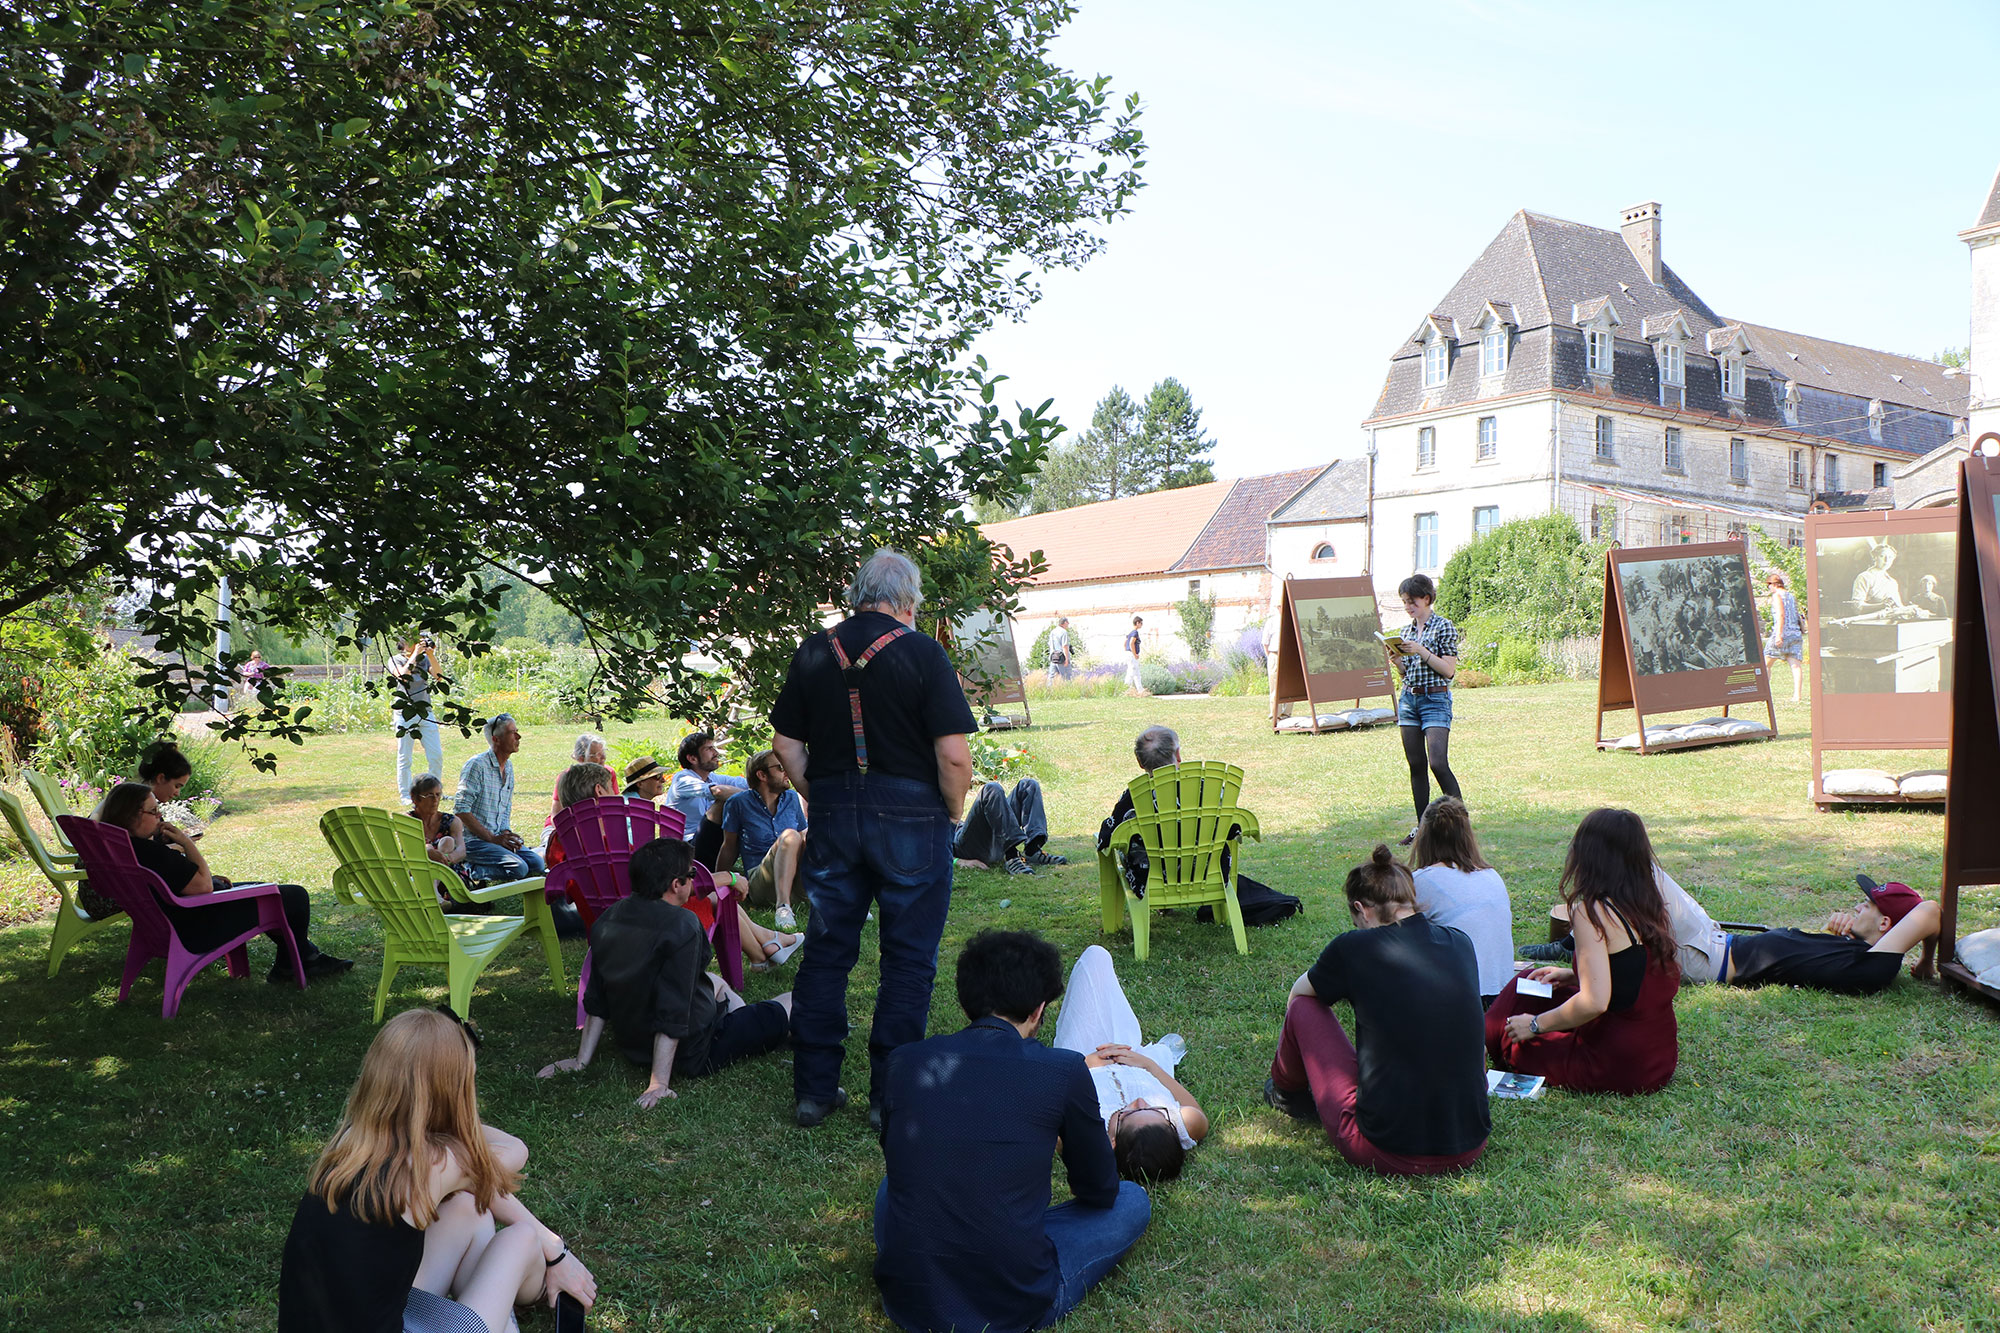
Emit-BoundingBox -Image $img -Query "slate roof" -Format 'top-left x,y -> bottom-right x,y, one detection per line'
1269,458 -> 1370,522
980,481 -> 1234,587
1967,164 -> 2000,236
1732,322 -> 1967,417
1172,467 -> 1323,572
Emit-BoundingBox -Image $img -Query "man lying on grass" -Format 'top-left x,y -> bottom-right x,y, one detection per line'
538,838 -> 791,1107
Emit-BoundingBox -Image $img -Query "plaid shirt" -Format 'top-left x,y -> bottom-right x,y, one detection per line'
454,749 -> 516,836
1395,613 -> 1461,693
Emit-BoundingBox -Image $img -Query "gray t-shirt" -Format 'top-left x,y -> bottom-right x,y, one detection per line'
1410,864 -> 1515,998
389,652 -> 431,708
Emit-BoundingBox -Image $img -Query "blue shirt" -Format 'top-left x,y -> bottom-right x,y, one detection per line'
720,787 -> 806,871
453,750 -> 515,837
875,1018 -> 1120,1333
664,769 -> 747,830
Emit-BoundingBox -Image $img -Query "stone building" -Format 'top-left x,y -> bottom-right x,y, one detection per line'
1361,202 -> 1967,603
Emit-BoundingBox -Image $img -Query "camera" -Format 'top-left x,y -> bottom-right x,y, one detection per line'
419,634 -> 435,647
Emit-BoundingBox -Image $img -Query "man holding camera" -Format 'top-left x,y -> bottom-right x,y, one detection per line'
390,632 -> 444,803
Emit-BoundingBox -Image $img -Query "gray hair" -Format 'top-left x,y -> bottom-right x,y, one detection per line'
571,732 -> 605,762
845,548 -> 923,614
409,773 -> 443,801
482,712 -> 517,743
556,762 -> 616,810
1134,725 -> 1179,772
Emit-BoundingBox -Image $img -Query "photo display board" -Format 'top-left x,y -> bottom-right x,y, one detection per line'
1595,540 -> 1777,753
942,609 -> 1030,729
1805,507 -> 1955,807
1941,448 -> 2000,1007
1269,576 -> 1393,734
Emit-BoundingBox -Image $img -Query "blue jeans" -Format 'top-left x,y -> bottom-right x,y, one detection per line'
462,836 -> 546,883
1395,687 -> 1453,730
1037,1181 -> 1152,1327
952,777 -> 1050,865
791,772 -> 954,1106
870,1179 -> 1151,1332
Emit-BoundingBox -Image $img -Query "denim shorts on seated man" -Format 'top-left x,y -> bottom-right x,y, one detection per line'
1397,688 -> 1453,731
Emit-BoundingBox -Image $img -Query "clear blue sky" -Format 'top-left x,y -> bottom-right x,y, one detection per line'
971,0 -> 2000,478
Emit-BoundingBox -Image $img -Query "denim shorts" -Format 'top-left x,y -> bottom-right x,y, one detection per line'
1397,688 -> 1453,730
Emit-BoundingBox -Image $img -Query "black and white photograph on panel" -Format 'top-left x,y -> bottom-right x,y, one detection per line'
1616,552 -> 1761,678
1814,532 -> 1956,695
1293,594 -> 1384,678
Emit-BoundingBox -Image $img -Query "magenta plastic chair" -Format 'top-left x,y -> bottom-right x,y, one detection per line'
59,816 -> 306,1018
545,797 -> 742,1026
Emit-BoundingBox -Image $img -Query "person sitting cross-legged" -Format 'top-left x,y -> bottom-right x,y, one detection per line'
1264,845 -> 1488,1175
1051,944 -> 1207,1183
717,748 -> 808,931
954,775 -> 1064,876
537,838 -> 793,1108
875,929 -> 1150,1333
454,713 -> 544,882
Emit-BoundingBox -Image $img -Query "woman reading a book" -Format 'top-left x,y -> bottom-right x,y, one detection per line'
1485,809 -> 1680,1095
1383,574 -> 1462,846
1263,845 -> 1489,1175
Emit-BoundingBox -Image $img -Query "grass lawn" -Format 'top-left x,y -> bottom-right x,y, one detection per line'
3,683 -> 1998,1332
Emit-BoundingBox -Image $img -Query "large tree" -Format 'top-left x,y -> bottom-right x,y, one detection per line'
1024,377 -> 1215,513
1,1 -> 1141,750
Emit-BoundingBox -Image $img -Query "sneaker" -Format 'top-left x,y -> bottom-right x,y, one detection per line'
1518,939 -> 1573,964
1263,1076 -> 1319,1123
795,1087 -> 850,1128
1004,855 -> 1036,876
1027,848 -> 1068,867
774,904 -> 797,932
1398,825 -> 1419,847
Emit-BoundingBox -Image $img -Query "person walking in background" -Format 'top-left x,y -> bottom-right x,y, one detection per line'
1384,574 -> 1461,845
1046,617 -> 1073,684
454,714 -> 545,883
1763,570 -> 1805,703
1123,615 -> 1146,695
771,549 -> 975,1130
388,633 -> 444,803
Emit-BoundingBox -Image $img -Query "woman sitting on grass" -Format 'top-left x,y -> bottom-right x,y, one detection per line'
1264,845 -> 1489,1175
1486,808 -> 1679,1095
1407,797 -> 1514,1006
279,1007 -> 597,1333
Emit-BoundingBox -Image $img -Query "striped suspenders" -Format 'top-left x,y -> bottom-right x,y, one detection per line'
826,624 -> 910,773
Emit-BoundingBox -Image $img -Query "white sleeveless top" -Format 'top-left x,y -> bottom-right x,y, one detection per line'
1090,1064 -> 1196,1149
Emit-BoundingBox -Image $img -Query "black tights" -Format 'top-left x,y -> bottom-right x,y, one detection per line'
1401,725 -> 1460,822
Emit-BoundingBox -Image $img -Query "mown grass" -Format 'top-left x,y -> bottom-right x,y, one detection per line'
2,684 -> 1998,1332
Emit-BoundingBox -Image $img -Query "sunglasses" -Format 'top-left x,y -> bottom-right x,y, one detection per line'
435,1004 -> 483,1050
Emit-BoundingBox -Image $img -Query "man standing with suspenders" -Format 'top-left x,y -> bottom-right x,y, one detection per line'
771,549 -> 976,1129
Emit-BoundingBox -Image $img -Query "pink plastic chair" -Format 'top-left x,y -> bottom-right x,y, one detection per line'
544,797 -> 742,1026
59,816 -> 306,1018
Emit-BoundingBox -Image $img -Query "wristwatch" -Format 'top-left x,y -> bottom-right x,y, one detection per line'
1527,1015 -> 1541,1037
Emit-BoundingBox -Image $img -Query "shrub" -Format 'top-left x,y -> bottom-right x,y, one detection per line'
1024,623 -> 1055,671
1026,663 -> 1127,699
1175,590 -> 1217,660
1210,659 -> 1269,697
1233,624 -> 1267,667
1141,659 -> 1225,696
1437,514 -> 1605,642
970,732 -> 1035,781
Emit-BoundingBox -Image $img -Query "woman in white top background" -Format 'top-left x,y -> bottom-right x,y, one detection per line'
1407,797 -> 1514,1005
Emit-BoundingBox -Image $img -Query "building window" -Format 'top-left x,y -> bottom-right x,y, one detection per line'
1787,529 -> 1803,549
1477,416 -> 1498,461
1590,503 -> 1614,543
1873,461 -> 1889,488
1790,448 -> 1806,489
1188,579 -> 1201,596
1721,356 -> 1743,399
1481,329 -> 1507,377
1661,342 -> 1684,386
1417,426 -> 1436,469
1310,542 -> 1335,560
1727,522 -> 1747,544
1587,329 -> 1613,374
1667,513 -> 1692,544
1594,415 -> 1615,461
1662,428 -> 1684,472
1824,453 -> 1842,490
1423,340 -> 1448,387
1414,513 -> 1439,570
1473,505 -> 1499,539
1729,438 -> 1748,483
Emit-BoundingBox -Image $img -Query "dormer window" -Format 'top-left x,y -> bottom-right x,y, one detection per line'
1423,340 -> 1448,387
1661,342 -> 1684,386
1707,325 -> 1751,403
1587,329 -> 1613,374
1643,311 -> 1691,404
1481,328 -> 1507,377
1720,356 -> 1743,399
1867,399 -> 1885,442
1782,381 -> 1801,426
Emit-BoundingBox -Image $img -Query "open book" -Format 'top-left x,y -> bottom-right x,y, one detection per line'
1374,630 -> 1412,655
1487,1070 -> 1546,1100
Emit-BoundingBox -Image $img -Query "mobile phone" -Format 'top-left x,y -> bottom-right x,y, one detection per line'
555,1292 -> 586,1333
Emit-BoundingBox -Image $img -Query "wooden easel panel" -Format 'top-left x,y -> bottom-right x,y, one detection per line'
1270,576 -> 1392,734
1941,447 -> 2000,1005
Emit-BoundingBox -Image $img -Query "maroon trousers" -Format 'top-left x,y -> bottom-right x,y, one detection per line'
1269,996 -> 1485,1177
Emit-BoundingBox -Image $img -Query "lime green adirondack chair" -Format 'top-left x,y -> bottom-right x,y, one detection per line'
23,769 -> 83,857
0,788 -> 121,976
319,806 -> 566,1022
1097,761 -> 1261,960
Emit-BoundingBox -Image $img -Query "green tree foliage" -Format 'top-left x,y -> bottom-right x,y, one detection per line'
1437,515 -> 1606,642
1,1 -> 1143,760
1026,378 -> 1216,513
1176,588 -> 1216,659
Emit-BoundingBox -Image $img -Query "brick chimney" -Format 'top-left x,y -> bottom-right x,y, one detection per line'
1620,201 -> 1663,285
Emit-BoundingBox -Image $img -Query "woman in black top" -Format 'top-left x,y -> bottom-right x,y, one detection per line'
279,1008 -> 597,1332
1263,845 -> 1489,1175
96,782 -> 350,981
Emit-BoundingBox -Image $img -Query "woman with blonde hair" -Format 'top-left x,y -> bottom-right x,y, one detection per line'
279,1008 -> 596,1332
1763,569 -> 1804,703
1408,797 -> 1514,1005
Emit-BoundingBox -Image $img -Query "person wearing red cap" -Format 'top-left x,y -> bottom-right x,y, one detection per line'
1718,875 -> 1939,994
